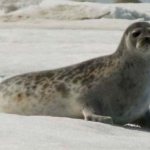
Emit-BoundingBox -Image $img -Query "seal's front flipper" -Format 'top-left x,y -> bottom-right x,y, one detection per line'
82,108 -> 113,124
133,109 -> 150,128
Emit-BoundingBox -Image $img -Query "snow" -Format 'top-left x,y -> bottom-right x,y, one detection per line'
0,0 -> 150,149
0,114 -> 149,150
0,27 -> 121,77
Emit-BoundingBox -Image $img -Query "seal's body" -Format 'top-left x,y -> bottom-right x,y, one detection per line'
0,22 -> 150,125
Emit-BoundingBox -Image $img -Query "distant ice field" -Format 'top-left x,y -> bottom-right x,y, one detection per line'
0,0 -> 149,21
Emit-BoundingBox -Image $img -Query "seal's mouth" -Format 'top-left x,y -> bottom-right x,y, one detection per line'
136,37 -> 150,51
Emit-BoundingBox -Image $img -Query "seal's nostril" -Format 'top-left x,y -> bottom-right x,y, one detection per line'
143,37 -> 150,42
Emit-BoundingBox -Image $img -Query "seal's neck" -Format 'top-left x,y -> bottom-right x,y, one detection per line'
114,34 -> 127,57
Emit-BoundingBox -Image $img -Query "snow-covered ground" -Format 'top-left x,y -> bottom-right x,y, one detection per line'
0,27 -> 121,78
0,114 -> 149,150
0,0 -> 150,150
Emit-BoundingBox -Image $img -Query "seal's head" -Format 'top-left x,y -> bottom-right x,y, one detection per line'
118,22 -> 150,55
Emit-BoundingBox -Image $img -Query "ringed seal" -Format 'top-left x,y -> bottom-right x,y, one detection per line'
0,22 -> 150,125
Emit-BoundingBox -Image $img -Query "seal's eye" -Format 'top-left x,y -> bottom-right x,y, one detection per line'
132,30 -> 142,38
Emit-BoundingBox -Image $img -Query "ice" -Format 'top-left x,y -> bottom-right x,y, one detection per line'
109,6 -> 150,20
0,0 -> 149,21
0,0 -> 110,20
